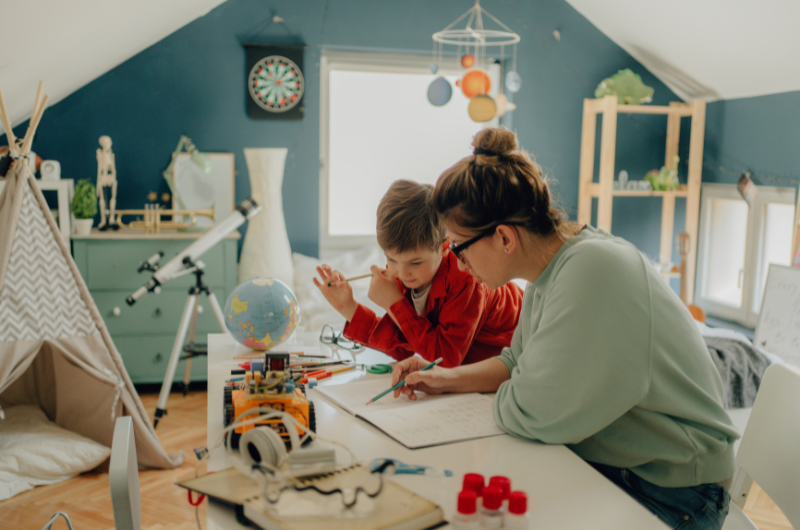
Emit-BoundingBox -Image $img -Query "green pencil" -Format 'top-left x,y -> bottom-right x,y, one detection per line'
365,358 -> 444,405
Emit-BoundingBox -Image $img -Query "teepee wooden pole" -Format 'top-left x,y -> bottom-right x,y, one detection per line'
31,81 -> 44,123
0,85 -> 16,148
21,95 -> 48,155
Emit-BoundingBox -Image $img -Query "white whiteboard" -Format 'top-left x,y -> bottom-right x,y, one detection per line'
754,264 -> 800,368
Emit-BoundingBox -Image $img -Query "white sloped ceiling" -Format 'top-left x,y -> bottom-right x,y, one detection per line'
0,0 -> 227,127
565,0 -> 800,101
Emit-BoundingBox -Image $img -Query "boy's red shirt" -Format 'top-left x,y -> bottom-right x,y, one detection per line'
342,252 -> 523,368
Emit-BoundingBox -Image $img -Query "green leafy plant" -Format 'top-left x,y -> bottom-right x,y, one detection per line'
71,180 -> 98,220
595,69 -> 654,105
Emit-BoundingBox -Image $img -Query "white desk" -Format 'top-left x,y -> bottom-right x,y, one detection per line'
206,334 -> 667,529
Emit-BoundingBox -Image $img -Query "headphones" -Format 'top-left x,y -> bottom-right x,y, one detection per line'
226,407 -> 302,470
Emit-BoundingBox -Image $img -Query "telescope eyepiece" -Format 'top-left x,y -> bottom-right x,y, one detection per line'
236,197 -> 261,219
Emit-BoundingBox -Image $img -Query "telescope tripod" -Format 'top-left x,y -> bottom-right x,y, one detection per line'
154,260 -> 226,428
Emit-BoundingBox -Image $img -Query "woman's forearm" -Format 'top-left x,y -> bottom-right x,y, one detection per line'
445,358 -> 511,393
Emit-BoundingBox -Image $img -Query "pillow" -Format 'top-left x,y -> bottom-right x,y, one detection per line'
292,244 -> 387,334
0,404 -> 111,501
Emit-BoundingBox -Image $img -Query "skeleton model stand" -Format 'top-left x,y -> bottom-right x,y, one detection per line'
96,135 -> 119,230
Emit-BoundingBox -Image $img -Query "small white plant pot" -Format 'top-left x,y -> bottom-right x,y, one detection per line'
74,218 -> 94,236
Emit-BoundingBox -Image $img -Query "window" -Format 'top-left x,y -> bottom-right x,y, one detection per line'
695,183 -> 795,327
319,50 -> 500,254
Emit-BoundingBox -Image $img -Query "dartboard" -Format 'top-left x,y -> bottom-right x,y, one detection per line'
248,56 -> 305,113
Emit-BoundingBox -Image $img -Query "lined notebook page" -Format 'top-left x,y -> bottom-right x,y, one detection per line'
315,377 -> 449,415
316,378 -> 505,449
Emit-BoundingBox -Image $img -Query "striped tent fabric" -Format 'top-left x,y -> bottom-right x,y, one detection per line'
0,84 -> 181,489
0,185 -> 97,341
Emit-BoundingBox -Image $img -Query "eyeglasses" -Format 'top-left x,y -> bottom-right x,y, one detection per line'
448,222 -> 525,262
448,228 -> 496,262
319,325 -> 365,357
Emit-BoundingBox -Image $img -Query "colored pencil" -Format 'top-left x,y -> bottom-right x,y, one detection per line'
327,272 -> 372,287
365,358 -> 443,405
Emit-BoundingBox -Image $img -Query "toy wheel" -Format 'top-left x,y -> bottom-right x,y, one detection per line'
223,384 -> 234,427
308,401 -> 316,433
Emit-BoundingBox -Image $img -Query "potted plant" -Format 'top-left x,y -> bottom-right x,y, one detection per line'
71,179 -> 98,236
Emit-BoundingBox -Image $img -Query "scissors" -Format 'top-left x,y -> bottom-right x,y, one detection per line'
370,458 -> 453,477
365,364 -> 392,375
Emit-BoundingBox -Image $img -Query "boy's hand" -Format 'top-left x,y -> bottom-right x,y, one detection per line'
367,265 -> 404,311
313,265 -> 358,321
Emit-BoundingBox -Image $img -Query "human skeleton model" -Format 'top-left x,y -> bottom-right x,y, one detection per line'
96,135 -> 119,230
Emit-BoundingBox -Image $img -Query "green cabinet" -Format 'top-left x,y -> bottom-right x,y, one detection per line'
72,231 -> 239,384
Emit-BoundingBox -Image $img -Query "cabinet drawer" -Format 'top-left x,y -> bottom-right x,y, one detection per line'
114,335 -> 208,384
95,289 -> 229,335
82,240 -> 229,290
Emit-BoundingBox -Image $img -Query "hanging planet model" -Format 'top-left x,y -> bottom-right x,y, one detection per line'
430,63 -> 438,74
495,94 -> 517,117
248,55 -> 305,113
461,54 -> 475,68
505,71 -> 522,93
468,95 -> 497,122
427,76 -> 453,106
461,69 -> 491,99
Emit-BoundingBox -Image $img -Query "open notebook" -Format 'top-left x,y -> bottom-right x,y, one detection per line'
314,377 -> 505,449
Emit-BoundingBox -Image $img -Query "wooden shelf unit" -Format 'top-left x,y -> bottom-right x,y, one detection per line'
577,95 -> 706,304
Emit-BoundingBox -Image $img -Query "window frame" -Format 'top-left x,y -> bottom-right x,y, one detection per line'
695,182 -> 796,327
318,50 -> 500,256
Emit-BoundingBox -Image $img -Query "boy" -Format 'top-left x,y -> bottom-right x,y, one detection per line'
313,180 -> 523,368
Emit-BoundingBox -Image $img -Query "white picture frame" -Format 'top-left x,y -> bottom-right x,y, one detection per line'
172,152 -> 235,228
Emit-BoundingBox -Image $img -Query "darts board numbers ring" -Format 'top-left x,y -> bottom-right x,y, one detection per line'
248,55 -> 305,113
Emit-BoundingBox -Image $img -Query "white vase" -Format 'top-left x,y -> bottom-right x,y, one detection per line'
74,218 -> 93,236
239,148 -> 295,289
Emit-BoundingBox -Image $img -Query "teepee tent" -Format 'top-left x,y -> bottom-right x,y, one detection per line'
0,83 -> 181,469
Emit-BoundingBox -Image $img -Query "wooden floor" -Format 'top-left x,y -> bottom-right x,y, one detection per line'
0,390 -> 208,530
0,390 -> 793,530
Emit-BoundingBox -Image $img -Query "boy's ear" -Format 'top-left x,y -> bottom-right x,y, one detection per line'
441,237 -> 451,256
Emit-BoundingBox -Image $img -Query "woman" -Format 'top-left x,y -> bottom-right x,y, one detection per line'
391,128 -> 738,529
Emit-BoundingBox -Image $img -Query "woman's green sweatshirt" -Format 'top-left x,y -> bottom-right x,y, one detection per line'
494,226 -> 738,487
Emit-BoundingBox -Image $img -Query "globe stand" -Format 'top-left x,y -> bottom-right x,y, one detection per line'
154,259 -> 226,428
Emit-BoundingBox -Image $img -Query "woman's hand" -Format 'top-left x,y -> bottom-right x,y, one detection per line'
313,265 -> 358,321
367,265 -> 404,311
391,356 -> 455,400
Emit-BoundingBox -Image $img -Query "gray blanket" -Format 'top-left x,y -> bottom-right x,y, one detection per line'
704,336 -> 772,409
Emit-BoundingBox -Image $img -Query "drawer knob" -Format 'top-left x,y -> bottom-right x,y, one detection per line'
196,305 -> 204,314
154,308 -> 162,317
154,286 -> 162,295
155,353 -> 163,363
112,307 -> 121,316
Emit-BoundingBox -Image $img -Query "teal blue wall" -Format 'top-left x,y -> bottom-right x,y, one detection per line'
6,0 -> 683,259
704,90 -> 800,191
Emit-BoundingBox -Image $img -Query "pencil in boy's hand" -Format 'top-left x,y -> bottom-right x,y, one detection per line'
365,358 -> 443,405
327,272 -> 372,287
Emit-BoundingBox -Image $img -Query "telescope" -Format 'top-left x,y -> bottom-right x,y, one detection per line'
126,196 -> 261,427
127,197 -> 261,305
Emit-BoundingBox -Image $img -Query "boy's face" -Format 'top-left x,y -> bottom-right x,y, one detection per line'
384,242 -> 449,291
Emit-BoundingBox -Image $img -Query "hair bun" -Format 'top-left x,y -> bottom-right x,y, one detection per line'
472,128 -> 518,157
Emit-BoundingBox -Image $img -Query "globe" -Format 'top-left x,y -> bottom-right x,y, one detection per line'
224,278 -> 300,350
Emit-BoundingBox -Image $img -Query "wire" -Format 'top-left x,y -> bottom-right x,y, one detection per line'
700,156 -> 800,187
261,460 -> 392,508
40,512 -> 74,530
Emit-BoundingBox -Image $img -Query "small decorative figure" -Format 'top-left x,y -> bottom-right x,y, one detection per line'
461,54 -> 475,68
96,135 -> 120,230
644,155 -> 680,191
